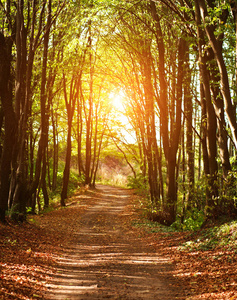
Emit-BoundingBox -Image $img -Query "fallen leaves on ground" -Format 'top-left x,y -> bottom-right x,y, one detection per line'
125,197 -> 237,299
0,220 -> 58,299
0,193 -> 89,300
0,189 -> 237,299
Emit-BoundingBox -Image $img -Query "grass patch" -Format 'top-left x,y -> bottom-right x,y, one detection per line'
179,220 -> 237,252
131,217 -> 177,234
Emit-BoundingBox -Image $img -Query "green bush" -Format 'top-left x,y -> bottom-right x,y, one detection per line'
183,209 -> 205,231
180,220 -> 237,252
170,208 -> 205,231
127,173 -> 149,196
47,169 -> 84,209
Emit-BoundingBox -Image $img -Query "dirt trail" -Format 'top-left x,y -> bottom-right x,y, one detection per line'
46,185 -> 184,299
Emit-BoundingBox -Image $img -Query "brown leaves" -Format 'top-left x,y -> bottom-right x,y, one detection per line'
0,189 -> 236,299
129,216 -> 237,299
0,194 -> 92,299
0,221 -> 58,299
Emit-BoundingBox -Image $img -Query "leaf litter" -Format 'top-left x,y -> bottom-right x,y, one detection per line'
0,185 -> 236,299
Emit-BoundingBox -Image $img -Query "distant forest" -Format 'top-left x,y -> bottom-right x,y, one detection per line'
0,0 -> 237,226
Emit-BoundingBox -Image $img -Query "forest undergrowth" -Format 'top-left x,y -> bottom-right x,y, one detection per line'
0,187 -> 236,299
131,201 -> 237,299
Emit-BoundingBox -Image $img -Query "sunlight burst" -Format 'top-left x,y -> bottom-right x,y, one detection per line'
109,90 -> 129,126
109,90 -> 126,113
109,90 -> 136,143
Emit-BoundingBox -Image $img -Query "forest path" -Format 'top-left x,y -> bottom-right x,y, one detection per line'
45,185 -> 184,299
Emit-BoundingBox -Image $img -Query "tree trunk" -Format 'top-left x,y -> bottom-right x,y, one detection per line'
198,0 -> 237,150
184,43 -> 194,210
61,120 -> 72,206
30,0 -> 51,199
195,0 -> 219,218
10,0 -> 29,220
208,48 -> 231,179
10,0 -> 47,220
61,74 -> 77,205
77,97 -> 84,177
51,107 -> 58,191
142,43 -> 160,207
85,72 -> 93,186
0,34 -> 16,222
150,1 -> 185,224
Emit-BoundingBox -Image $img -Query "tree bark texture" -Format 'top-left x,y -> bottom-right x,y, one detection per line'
150,1 -> 185,224
0,33 -> 16,222
198,0 -> 237,150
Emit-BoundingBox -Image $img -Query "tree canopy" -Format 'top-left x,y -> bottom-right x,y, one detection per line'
0,0 -> 237,226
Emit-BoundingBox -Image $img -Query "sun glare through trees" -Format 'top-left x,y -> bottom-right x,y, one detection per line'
109,90 -> 136,144
0,0 -> 237,229
110,90 -> 125,112
1,0 -> 237,298
109,90 -> 129,125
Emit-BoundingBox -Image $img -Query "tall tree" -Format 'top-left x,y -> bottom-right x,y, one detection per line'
0,33 -> 16,222
61,74 -> 78,205
150,1 -> 186,224
197,0 -> 237,150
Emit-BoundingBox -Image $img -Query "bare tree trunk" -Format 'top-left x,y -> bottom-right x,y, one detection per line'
141,43 -> 160,208
61,75 -> 77,205
85,69 -> 93,186
0,34 -> 16,222
183,43 -> 194,210
61,124 -> 72,206
51,107 -> 58,190
77,97 -> 84,177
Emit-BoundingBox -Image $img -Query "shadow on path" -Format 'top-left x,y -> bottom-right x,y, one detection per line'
46,185 -> 184,299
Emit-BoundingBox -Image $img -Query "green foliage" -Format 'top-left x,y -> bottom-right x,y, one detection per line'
180,221 -> 237,252
127,173 -> 149,196
47,167 -> 84,209
193,177 -> 208,209
169,209 -> 205,231
5,238 -> 17,246
183,209 -> 205,231
132,217 -> 176,234
1,0 -> 236,227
